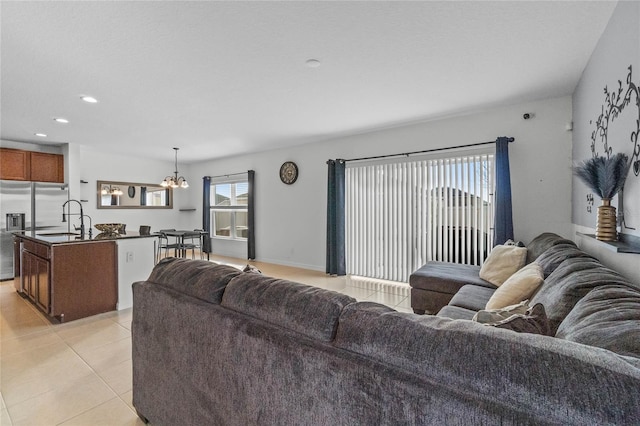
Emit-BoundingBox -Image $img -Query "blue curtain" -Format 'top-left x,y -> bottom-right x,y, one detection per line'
326,159 -> 346,275
494,137 -> 514,246
202,176 -> 212,253
247,170 -> 255,260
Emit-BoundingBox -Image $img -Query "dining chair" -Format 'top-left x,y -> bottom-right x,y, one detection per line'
156,229 -> 180,263
181,229 -> 205,260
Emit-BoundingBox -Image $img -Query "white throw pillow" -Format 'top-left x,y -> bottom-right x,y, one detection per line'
485,262 -> 544,310
479,244 -> 527,287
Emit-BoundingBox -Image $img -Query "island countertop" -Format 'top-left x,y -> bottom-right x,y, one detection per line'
14,230 -> 158,322
14,230 -> 158,245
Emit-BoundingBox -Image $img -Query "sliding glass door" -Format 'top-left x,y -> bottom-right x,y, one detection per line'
345,151 -> 495,282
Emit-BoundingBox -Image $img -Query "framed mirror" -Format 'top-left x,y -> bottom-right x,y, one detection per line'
97,180 -> 173,209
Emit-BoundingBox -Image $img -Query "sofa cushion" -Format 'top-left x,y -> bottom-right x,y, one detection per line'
534,243 -> 595,278
530,257 -> 633,334
485,262 -> 544,309
479,244 -> 527,286
410,261 -> 493,293
476,303 -> 551,336
525,232 -> 576,265
448,285 -> 496,311
436,305 -> 477,320
556,285 -> 640,359
146,258 -> 243,304
221,273 -> 356,342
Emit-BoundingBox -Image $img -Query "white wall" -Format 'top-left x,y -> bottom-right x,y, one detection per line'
571,1 -> 640,285
572,0 -> 640,238
189,96 -> 574,271
4,96 -> 577,275
116,237 -> 156,310
2,140 -> 198,235
74,145 -> 197,235
0,139 -> 63,154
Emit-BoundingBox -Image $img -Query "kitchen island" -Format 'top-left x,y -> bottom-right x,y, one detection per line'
14,231 -> 156,322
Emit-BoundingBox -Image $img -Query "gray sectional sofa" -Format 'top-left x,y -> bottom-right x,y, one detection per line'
132,237 -> 640,425
409,233 -> 577,315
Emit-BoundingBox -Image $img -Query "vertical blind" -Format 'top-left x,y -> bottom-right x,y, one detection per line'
345,152 -> 495,282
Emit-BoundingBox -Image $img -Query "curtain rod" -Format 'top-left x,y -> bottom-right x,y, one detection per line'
204,171 -> 248,179
336,137 -> 514,164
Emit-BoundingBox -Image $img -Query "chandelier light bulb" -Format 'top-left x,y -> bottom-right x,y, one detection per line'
160,148 -> 189,189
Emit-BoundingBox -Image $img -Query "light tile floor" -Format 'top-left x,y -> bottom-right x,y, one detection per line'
0,255 -> 411,425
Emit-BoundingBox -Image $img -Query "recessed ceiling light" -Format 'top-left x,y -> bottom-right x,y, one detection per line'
305,59 -> 321,68
34,133 -> 47,137
53,117 -> 69,124
81,95 -> 98,103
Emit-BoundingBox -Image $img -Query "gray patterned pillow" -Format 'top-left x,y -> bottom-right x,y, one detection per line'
474,303 -> 551,336
472,300 -> 529,323
243,264 -> 262,274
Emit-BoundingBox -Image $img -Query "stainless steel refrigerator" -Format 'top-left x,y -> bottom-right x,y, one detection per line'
0,181 -> 69,280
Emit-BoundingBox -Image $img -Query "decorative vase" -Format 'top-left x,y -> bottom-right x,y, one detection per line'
596,198 -> 617,241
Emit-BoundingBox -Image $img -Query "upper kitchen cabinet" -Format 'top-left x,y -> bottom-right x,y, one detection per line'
0,148 -> 31,180
0,148 -> 64,183
30,152 -> 64,183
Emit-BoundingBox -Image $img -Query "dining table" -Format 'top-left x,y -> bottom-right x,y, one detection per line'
161,230 -> 205,258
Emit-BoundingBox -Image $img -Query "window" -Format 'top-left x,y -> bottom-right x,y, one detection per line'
345,151 -> 495,282
145,187 -> 169,207
210,181 -> 248,239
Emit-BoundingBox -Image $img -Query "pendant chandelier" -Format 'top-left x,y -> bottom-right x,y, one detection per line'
161,147 -> 189,188
101,184 -> 123,196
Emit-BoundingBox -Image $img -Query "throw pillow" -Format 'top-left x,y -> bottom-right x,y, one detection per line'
493,303 -> 551,335
474,303 -> 551,336
243,264 -> 262,274
472,300 -> 530,323
485,262 -> 544,310
479,244 -> 527,286
504,239 -> 525,247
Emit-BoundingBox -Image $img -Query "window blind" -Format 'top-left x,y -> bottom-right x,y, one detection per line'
345,153 -> 495,282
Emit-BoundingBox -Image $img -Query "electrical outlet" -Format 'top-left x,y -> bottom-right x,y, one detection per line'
126,252 -> 134,263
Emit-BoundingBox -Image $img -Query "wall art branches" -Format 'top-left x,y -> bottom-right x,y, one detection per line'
589,65 -> 640,176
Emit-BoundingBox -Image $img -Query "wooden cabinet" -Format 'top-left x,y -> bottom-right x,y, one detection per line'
0,148 -> 64,183
0,148 -> 31,180
13,239 -> 21,292
35,256 -> 50,311
21,240 -> 52,313
17,236 -> 117,322
30,152 -> 64,183
22,251 -> 34,299
50,242 -> 117,322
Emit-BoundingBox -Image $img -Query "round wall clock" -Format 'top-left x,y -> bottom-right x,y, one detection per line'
279,161 -> 299,185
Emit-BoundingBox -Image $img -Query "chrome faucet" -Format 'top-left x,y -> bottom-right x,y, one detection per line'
62,199 -> 85,237
77,215 -> 93,238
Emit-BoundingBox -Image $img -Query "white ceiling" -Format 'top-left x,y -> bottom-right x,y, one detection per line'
1,1 -> 617,163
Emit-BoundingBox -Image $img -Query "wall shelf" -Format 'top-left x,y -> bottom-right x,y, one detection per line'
577,232 -> 640,254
